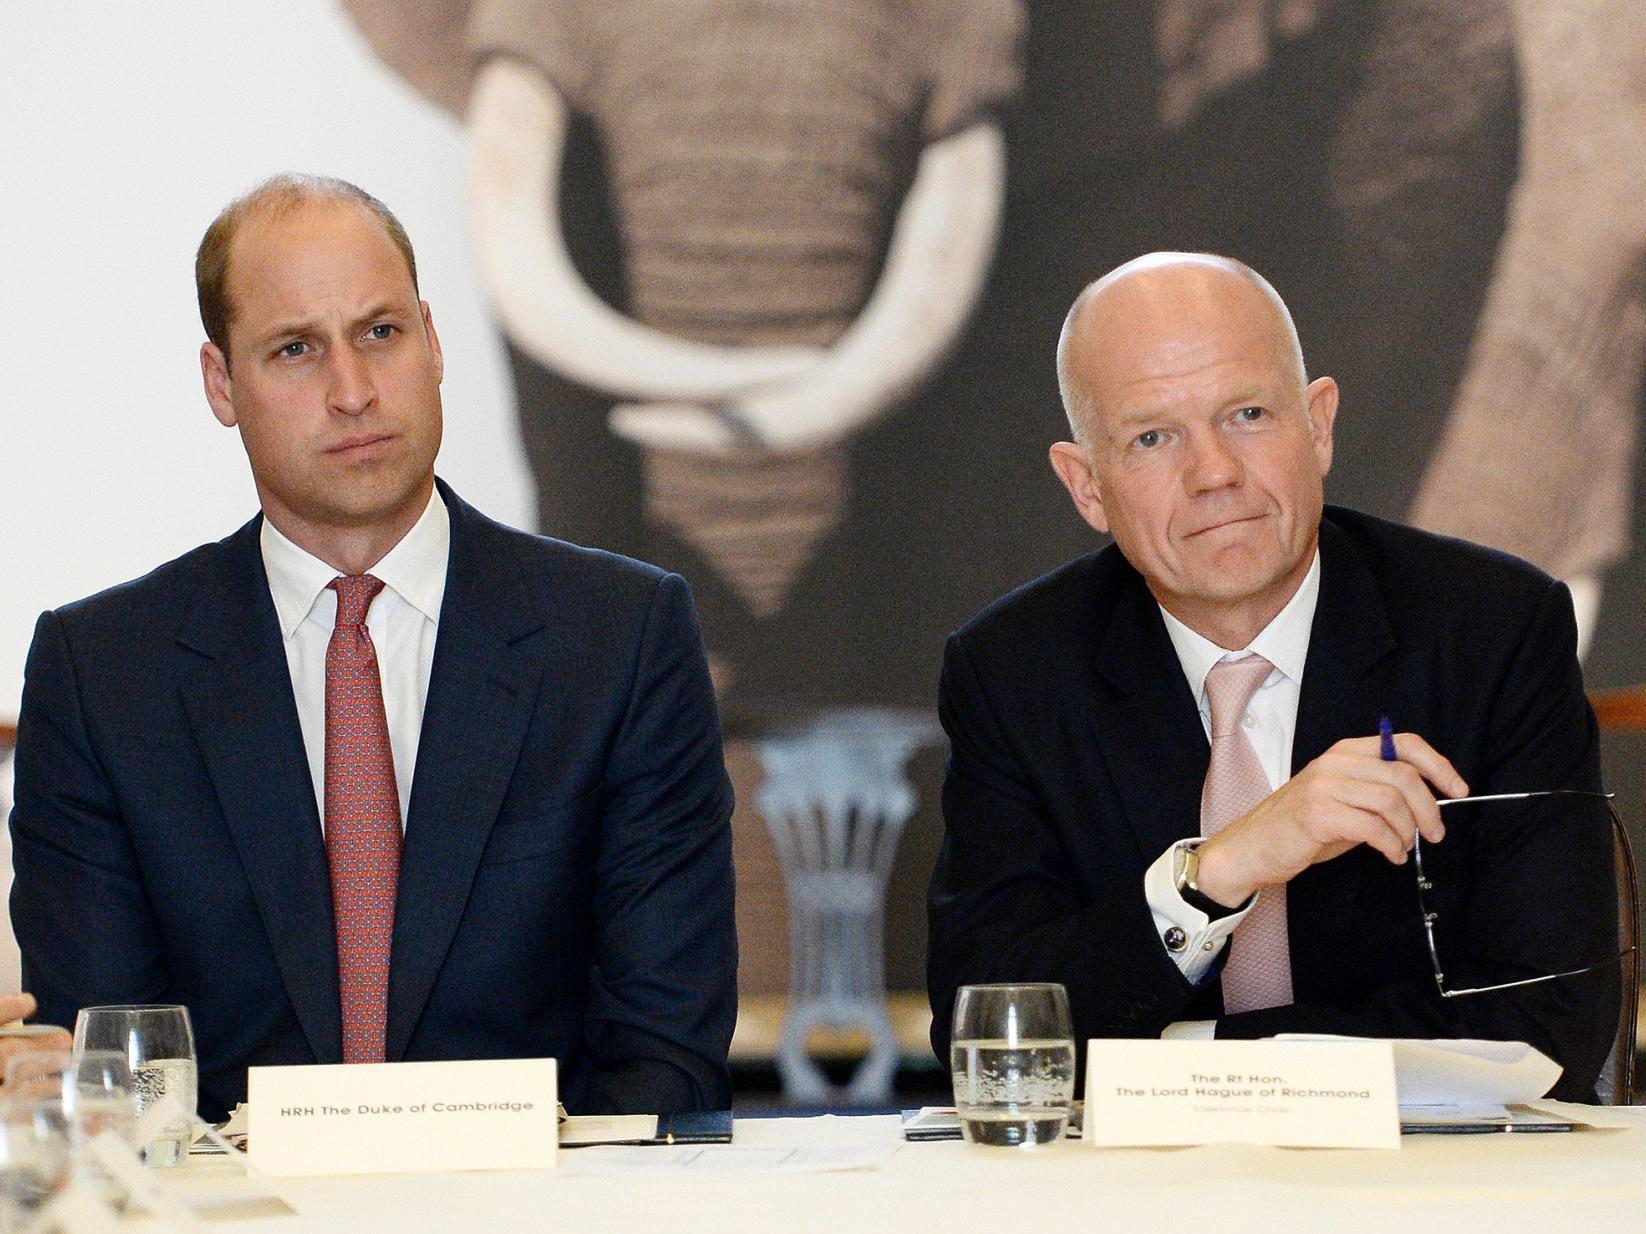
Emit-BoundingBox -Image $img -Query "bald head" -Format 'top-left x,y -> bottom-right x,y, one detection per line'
1045,251 -> 1337,646
1056,253 -> 1306,443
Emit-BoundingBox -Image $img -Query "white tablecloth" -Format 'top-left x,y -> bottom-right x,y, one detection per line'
166,1106 -> 1646,1234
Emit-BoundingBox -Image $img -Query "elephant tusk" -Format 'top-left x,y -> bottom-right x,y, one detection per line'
466,58 -> 825,402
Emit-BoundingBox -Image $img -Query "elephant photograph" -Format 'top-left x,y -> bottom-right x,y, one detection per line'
338,0 -> 1646,1041
340,0 -> 1646,701
342,0 -> 1022,723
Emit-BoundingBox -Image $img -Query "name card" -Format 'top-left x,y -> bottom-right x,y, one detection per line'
1085,1039 -> 1398,1149
248,1058 -> 557,1176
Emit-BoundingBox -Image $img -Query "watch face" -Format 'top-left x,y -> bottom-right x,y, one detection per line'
1176,840 -> 1202,892
1174,842 -> 1194,889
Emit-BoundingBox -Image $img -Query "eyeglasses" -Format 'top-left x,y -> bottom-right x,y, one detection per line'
1414,789 -> 1636,998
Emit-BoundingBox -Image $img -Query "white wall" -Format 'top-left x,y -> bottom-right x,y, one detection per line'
0,2 -> 532,714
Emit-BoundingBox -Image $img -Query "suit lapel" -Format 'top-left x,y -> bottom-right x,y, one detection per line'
1286,518 -> 1399,1003
175,518 -> 340,1063
385,486 -> 547,1060
1089,568 -> 1210,867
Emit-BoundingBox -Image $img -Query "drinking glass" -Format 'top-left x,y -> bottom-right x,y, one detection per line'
3,1049 -> 135,1140
0,1053 -> 71,1106
0,1101 -> 71,1233
62,1052 -> 137,1149
5,1049 -> 137,1205
950,983 -> 1076,1147
73,1006 -> 196,1168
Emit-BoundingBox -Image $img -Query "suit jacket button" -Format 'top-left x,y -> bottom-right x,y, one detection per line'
1163,927 -> 1187,953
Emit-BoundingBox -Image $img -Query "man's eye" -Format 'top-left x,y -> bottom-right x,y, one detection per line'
277,341 -> 308,359
366,323 -> 397,341
1234,406 -> 1266,423
1134,429 -> 1164,449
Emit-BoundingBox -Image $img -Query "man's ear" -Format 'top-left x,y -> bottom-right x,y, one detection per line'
1049,441 -> 1111,534
421,301 -> 444,383
201,342 -> 237,428
1305,375 -> 1338,478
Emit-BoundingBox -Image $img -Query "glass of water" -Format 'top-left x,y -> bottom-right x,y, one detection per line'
0,1101 -> 71,1232
73,1006 -> 196,1167
5,1049 -> 137,1203
62,1052 -> 138,1149
950,983 -> 1076,1147
3,1049 -> 136,1141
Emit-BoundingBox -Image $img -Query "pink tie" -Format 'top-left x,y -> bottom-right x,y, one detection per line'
324,574 -> 401,1063
1201,655 -> 1294,1013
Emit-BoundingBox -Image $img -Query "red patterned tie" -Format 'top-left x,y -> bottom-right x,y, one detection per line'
1201,654 -> 1294,1013
324,574 -> 401,1064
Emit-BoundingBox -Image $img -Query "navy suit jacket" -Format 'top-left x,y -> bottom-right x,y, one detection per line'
928,508 -> 1617,1101
10,481 -> 737,1121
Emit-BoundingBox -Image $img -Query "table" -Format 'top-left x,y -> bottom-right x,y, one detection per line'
165,1107 -> 1646,1234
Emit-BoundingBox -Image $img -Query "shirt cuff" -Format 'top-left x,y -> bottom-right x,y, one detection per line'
1144,840 -> 1254,985
1161,1019 -> 1217,1041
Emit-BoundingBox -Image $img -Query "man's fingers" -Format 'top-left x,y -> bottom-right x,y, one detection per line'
1364,757 -> 1448,844
0,992 -> 36,1024
0,1029 -> 72,1085
1376,738 -> 1451,842
1317,784 -> 1414,864
1314,757 -> 1436,833
1334,732 -> 1468,799
1327,738 -> 1452,841
1385,732 -> 1469,799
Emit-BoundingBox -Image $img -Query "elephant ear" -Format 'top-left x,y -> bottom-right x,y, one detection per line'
1155,0 -> 1339,129
338,0 -> 479,117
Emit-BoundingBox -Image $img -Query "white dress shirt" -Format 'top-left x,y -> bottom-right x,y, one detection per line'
259,491 -> 450,830
1140,551 -> 1321,1035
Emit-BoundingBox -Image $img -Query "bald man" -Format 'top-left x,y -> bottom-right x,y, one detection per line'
927,253 -> 1619,1101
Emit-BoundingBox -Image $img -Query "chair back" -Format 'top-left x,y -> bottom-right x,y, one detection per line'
1597,802 -> 1639,1105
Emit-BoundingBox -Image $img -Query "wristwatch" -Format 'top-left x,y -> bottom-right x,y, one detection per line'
1173,840 -> 1241,919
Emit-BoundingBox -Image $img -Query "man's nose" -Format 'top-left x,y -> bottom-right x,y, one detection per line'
1183,429 -> 1241,493
327,347 -> 376,415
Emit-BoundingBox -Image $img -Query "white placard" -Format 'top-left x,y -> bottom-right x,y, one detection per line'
1085,1039 -> 1399,1149
248,1058 -> 557,1176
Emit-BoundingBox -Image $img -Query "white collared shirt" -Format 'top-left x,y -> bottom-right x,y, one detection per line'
259,490 -> 450,830
1142,550 -> 1322,1003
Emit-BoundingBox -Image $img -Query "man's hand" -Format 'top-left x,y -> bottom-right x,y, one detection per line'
1194,733 -> 1469,907
0,993 -> 73,1081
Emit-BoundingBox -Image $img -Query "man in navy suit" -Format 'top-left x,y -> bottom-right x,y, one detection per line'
10,175 -> 737,1121
928,253 -> 1618,1100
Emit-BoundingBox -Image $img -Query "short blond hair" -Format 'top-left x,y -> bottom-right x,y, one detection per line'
196,173 -> 418,365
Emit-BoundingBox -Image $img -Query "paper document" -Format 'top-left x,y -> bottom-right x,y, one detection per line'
560,1115 -> 660,1145
1276,1036 -> 1560,1106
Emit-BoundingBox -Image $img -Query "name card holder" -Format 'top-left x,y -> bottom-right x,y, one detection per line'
249,1057 -> 558,1176
1084,1039 -> 1399,1149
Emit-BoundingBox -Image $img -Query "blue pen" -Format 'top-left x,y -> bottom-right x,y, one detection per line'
1378,715 -> 1396,761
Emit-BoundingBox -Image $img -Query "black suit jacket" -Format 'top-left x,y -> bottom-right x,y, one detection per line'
928,508 -> 1617,1101
10,481 -> 737,1121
